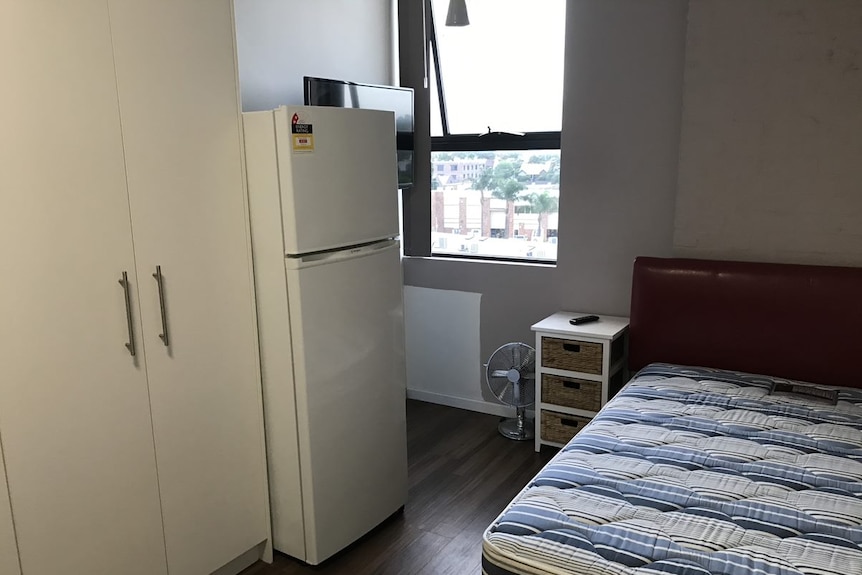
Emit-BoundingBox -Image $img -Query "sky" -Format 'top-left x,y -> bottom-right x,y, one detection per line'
430,0 -> 567,136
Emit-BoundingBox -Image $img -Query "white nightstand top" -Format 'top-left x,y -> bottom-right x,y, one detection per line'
531,311 -> 629,340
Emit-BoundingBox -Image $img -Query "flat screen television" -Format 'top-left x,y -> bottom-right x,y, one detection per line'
303,76 -> 414,188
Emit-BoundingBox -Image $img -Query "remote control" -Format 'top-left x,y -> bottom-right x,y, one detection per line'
570,315 -> 599,325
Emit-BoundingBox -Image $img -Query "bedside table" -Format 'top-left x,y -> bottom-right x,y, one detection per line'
531,312 -> 629,452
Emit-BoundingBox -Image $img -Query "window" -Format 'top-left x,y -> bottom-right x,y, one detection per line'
431,150 -> 560,260
428,0 -> 566,263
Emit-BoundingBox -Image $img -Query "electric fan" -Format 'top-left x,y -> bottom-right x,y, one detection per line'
485,342 -> 536,440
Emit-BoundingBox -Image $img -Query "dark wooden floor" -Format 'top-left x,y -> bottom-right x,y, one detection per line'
241,400 -> 555,575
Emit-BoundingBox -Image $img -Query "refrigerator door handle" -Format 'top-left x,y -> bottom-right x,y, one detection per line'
287,239 -> 400,269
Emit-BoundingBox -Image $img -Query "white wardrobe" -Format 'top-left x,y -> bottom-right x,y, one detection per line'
0,1 -> 269,574
0,442 -> 16,575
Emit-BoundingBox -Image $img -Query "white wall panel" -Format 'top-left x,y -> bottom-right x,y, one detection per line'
675,0 -> 862,265
403,287 -> 507,413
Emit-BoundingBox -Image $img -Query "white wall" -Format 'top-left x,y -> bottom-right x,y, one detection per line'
234,0 -> 394,112
675,0 -> 862,265
403,0 -> 689,414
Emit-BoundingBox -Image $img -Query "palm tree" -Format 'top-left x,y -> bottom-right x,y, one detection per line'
473,160 -> 526,238
528,192 -> 559,241
491,179 -> 526,238
473,168 -> 494,237
475,161 -> 526,238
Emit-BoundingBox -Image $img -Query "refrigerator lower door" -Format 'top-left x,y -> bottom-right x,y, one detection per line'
285,239 -> 407,565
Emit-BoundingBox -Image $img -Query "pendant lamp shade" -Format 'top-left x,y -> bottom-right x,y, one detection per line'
445,0 -> 470,26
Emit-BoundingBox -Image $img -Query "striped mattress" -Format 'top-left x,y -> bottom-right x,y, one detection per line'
482,363 -> 862,575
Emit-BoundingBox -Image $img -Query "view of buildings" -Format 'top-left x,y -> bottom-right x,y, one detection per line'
431,151 -> 560,261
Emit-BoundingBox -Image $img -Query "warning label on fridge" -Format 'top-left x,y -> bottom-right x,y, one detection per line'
291,112 -> 314,152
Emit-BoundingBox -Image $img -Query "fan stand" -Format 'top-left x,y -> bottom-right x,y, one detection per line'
498,382 -> 534,441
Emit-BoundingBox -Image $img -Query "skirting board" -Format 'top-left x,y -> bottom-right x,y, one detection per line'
407,389 -> 534,419
212,541 -> 270,575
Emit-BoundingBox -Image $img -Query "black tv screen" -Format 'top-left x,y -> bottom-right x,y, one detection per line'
303,76 -> 414,188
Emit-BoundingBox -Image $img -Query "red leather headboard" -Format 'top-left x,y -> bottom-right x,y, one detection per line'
629,257 -> 862,388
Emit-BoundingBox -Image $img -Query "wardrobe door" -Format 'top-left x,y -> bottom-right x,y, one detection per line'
0,3 -> 167,575
109,1 -> 269,573
0,435 -> 19,575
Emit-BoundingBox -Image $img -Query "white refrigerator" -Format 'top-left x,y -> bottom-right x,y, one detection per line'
242,106 -> 408,565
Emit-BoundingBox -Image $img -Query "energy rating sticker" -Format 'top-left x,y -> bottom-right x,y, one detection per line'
292,133 -> 314,152
291,112 -> 314,153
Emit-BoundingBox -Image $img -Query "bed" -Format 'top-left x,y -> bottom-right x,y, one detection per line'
482,257 -> 862,575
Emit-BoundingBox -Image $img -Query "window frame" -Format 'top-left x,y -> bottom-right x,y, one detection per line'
428,1 -> 564,145
427,0 -> 562,264
432,132 -> 561,153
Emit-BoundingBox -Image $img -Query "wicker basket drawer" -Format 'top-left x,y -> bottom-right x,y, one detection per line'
541,337 -> 603,375
541,374 -> 601,412
540,410 -> 591,444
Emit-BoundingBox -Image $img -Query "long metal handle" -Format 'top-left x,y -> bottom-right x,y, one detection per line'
152,265 -> 169,347
118,271 -> 136,356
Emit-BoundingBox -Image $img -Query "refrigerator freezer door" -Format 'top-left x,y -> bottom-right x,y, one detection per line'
275,106 -> 400,256
286,240 -> 407,564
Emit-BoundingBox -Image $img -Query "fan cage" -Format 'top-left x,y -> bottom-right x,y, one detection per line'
485,342 -> 536,408
485,342 -> 536,440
